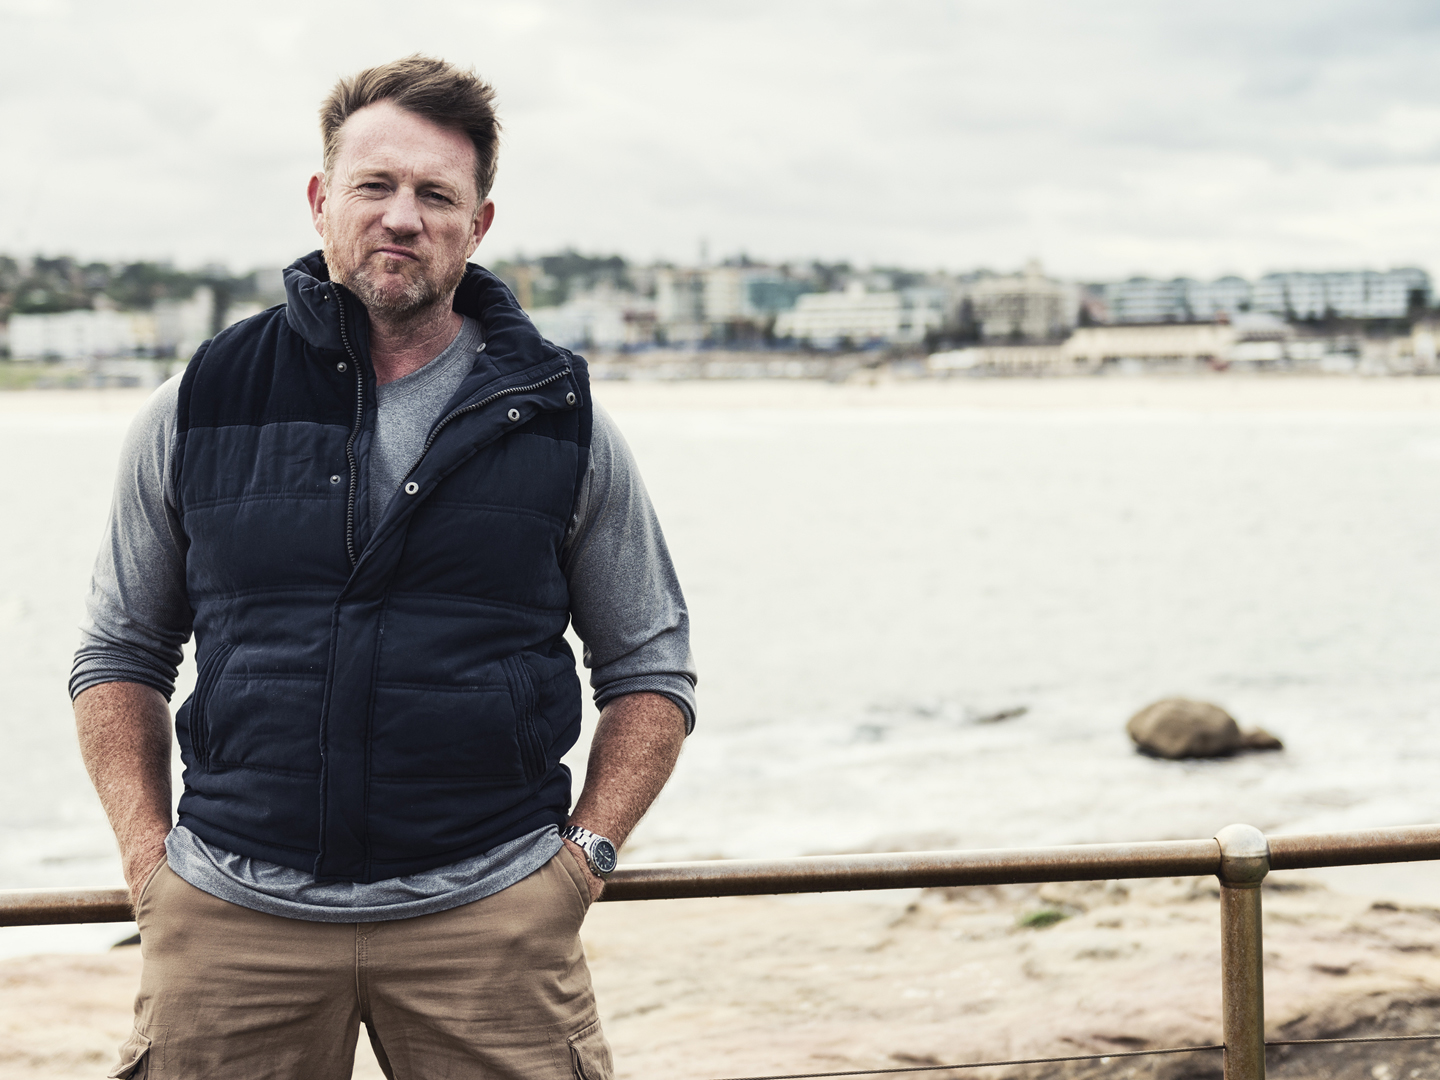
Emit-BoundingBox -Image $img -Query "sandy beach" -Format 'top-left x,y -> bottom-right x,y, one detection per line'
6,872 -> 1440,1079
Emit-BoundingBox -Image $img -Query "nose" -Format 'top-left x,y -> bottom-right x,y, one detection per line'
380,188 -> 423,237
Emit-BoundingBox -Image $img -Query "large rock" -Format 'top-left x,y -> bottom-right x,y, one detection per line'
1126,698 -> 1251,759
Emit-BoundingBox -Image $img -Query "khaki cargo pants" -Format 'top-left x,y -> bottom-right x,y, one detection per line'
110,849 -> 613,1079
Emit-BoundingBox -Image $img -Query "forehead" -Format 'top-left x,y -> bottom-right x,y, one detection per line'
332,100 -> 477,189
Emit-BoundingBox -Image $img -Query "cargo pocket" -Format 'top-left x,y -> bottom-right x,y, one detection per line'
568,1018 -> 613,1080
107,1027 -> 152,1079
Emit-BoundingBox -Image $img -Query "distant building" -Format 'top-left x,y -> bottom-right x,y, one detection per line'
701,267 -> 807,323
1102,278 -> 1187,323
153,288 -> 215,359
774,282 -> 944,347
7,286 -> 267,362
744,275 -> 810,316
8,308 -> 156,360
1186,276 -> 1252,320
969,261 -> 1075,341
1102,277 -> 1252,323
645,266 -> 809,343
654,268 -> 706,344
1251,269 -> 1429,320
1413,319 -> 1440,369
528,288 -> 656,351
1063,322 -> 1235,366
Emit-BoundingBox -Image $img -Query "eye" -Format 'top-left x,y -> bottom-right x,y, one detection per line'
422,191 -> 454,205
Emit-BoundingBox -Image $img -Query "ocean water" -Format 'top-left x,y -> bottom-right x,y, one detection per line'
4,380 -> 1440,953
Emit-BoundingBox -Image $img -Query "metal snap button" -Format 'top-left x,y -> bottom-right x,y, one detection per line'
329,475 -> 341,485
507,408 -> 521,422
404,481 -> 419,495
336,361 -> 347,372
566,392 -> 577,405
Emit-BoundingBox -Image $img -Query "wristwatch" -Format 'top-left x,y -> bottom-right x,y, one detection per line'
561,825 -> 618,878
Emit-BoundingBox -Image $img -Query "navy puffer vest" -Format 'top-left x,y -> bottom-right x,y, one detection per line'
172,252 -> 591,883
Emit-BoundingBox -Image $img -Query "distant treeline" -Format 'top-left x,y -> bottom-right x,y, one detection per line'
0,255 -> 265,322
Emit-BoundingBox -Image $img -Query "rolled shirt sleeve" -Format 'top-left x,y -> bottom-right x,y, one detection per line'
69,373 -> 193,701
561,403 -> 698,732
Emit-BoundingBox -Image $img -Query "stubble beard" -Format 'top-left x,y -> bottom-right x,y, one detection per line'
323,236 -> 467,325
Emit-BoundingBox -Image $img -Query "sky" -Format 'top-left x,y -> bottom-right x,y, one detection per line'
5,0 -> 1440,281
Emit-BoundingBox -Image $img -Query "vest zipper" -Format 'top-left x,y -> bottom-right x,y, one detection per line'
411,366 -> 571,469
335,294 -> 364,567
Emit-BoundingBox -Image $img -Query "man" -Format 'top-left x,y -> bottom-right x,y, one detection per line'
71,55 -> 695,1079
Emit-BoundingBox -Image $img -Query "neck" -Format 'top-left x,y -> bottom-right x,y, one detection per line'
367,299 -> 464,386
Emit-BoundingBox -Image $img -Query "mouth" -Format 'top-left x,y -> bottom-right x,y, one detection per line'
374,247 -> 420,263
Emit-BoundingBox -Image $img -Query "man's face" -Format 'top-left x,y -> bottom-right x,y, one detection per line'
308,100 -> 495,319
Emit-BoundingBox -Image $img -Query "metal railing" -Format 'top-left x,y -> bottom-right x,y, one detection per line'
5,822 -> 1439,1080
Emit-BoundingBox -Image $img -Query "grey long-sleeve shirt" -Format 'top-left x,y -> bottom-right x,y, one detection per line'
71,318 -> 695,919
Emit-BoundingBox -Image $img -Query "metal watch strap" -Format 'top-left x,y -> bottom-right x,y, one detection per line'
561,825 -> 616,877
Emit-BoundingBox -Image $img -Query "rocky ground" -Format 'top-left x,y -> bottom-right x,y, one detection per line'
4,873 -> 1440,1079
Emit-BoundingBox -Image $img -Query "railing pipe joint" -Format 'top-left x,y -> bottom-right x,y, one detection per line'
1216,823 -> 1271,888
1216,824 -> 1269,1080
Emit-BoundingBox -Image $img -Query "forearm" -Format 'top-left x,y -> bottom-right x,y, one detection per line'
566,691 -> 686,894
73,681 -> 174,898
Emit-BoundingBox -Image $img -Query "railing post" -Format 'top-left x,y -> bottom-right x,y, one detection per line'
1216,824 -> 1270,1080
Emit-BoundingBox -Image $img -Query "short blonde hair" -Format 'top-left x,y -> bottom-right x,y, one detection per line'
320,55 -> 501,200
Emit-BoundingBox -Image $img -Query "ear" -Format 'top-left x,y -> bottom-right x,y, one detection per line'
468,199 -> 496,258
307,173 -> 328,237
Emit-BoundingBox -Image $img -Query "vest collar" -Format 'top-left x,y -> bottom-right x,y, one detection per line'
281,250 -> 561,379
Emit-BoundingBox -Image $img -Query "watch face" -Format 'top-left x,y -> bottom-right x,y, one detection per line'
591,838 -> 618,875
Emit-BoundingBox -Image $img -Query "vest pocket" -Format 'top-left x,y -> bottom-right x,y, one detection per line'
503,655 -> 545,784
189,639 -> 238,768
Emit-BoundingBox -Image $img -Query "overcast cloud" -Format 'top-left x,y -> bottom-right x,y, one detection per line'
4,0 -> 1440,279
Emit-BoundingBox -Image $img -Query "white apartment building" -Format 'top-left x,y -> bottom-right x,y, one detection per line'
1102,278 -> 1185,323
702,266 -> 754,323
969,261 -> 1076,341
774,282 -> 944,347
1102,276 -> 1252,323
528,288 -> 656,351
8,288 -> 265,362
1252,269 -> 1430,319
701,266 -> 810,323
1104,269 -> 1431,324
9,308 -> 156,360
654,268 -> 705,325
